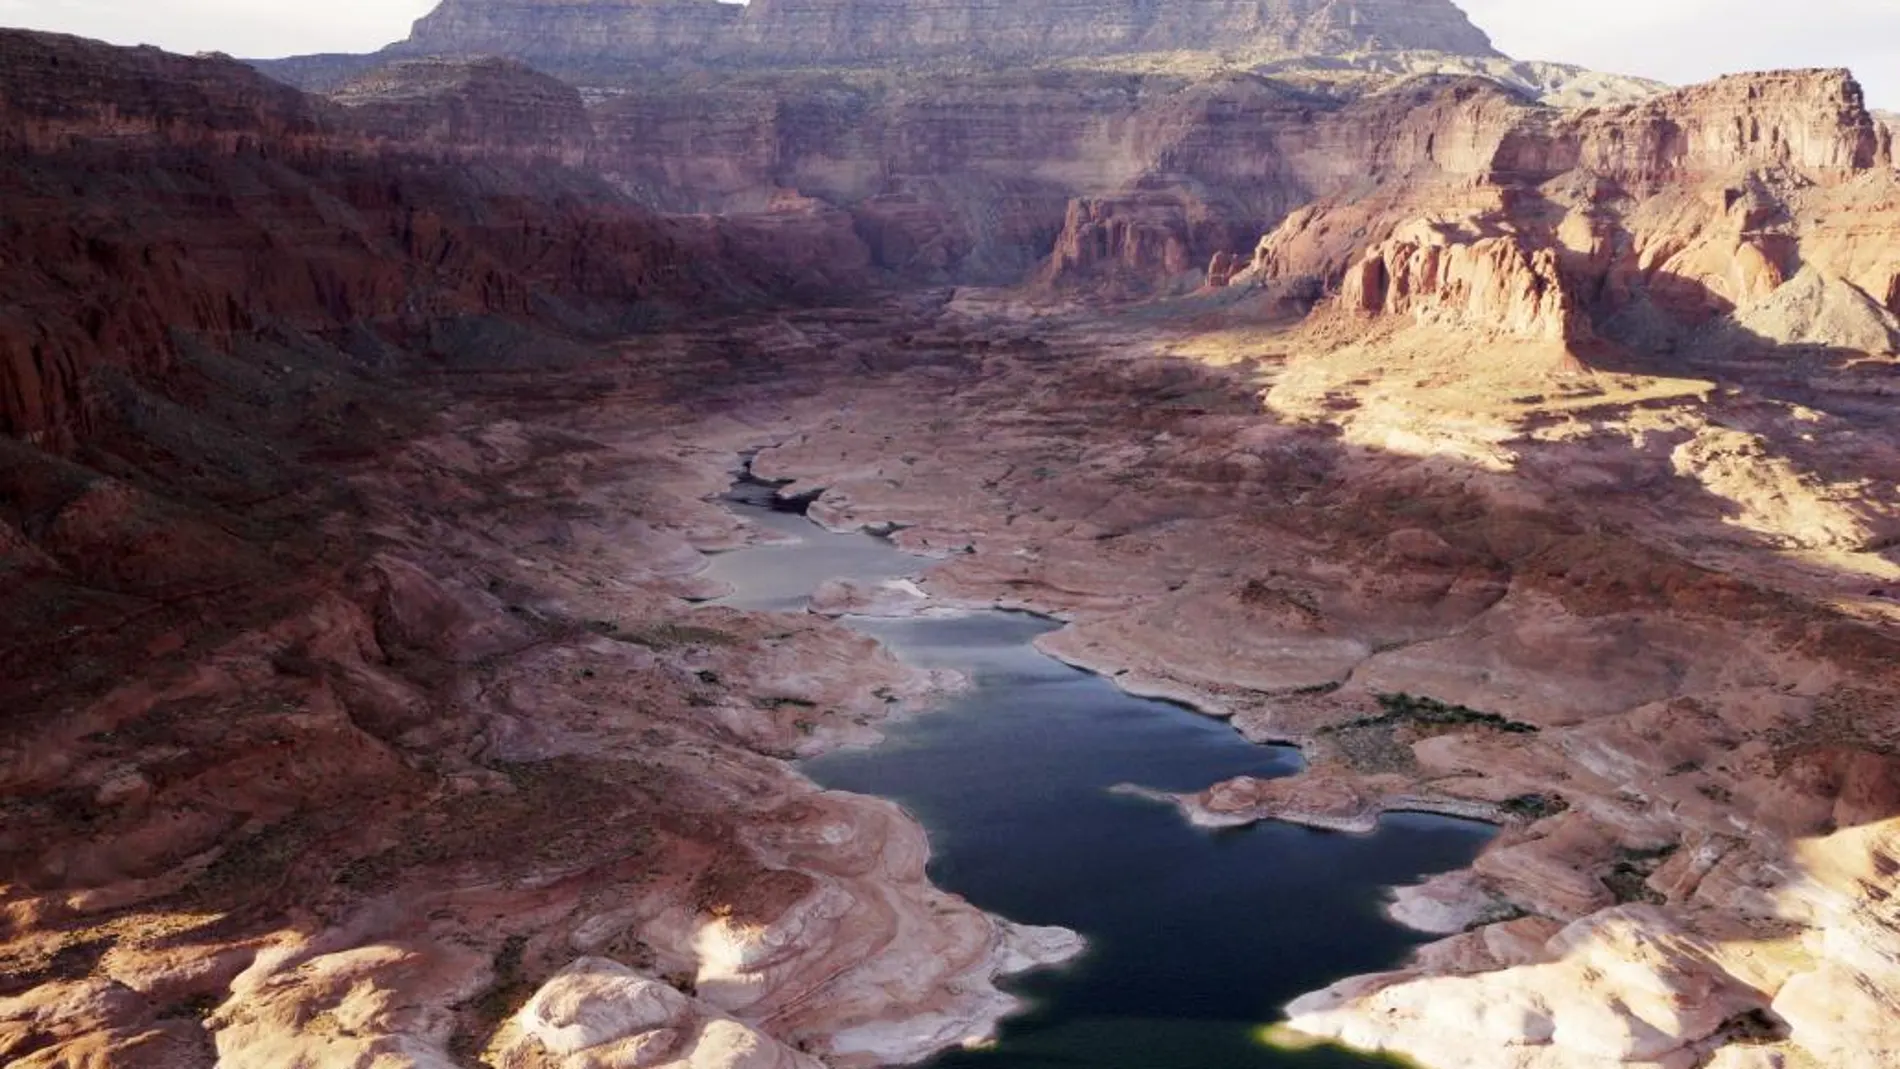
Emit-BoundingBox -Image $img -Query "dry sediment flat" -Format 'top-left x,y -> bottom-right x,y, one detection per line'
732,299 -> 1900,1069
7,292 -> 1900,1069
1,302 -> 1086,1069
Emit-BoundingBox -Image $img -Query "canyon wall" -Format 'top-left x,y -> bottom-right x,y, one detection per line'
578,68 -> 1326,284
385,0 -> 1497,75
244,1 -> 1686,297
0,30 -> 866,450
725,0 -> 1498,65
328,56 -> 596,159
0,31 -> 1040,1069
35,20 -> 1891,401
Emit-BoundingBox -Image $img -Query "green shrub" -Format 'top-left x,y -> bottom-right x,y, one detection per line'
1319,693 -> 1539,736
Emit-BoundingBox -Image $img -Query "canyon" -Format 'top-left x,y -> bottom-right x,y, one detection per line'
4,4 -> 1900,1069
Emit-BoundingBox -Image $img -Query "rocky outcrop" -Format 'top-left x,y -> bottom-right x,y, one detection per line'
1879,109 -> 1900,151
330,56 -> 594,160
1497,68 -> 1890,187
1250,69 -> 1900,353
549,65 -> 1665,295
253,17 -> 1896,309
496,958 -> 824,1069
1204,250 -> 1246,288
569,69 -> 1315,284
242,5 -> 1900,313
571,67 -> 1365,287
1037,191 -> 1242,297
1340,227 -> 1590,345
1257,52 -> 1667,110
238,1 -> 1520,294
0,28 -> 335,155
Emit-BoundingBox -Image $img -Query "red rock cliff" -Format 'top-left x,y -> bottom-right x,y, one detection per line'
1248,69 -> 1900,355
0,31 -> 856,449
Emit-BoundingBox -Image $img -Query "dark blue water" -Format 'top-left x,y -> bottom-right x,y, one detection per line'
704,480 -> 1492,1069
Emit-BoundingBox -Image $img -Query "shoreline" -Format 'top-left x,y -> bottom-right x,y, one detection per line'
698,457 -> 1088,1066
708,451 -> 1511,1058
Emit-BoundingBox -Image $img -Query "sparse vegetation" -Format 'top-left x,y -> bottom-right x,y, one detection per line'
451,935 -> 534,1059
187,814 -> 320,911
1321,693 -> 1539,736
1600,843 -> 1679,905
1313,693 -> 1534,775
753,696 -> 818,710
1239,577 -> 1322,623
1322,725 -> 1420,775
1463,900 -> 1531,930
1500,793 -> 1570,821
661,970 -> 698,997
1716,1008 -> 1787,1046
595,620 -> 739,649
159,992 -> 223,1021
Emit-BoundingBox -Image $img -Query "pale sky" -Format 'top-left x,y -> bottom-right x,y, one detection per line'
1458,0 -> 1900,111
0,0 -> 1893,109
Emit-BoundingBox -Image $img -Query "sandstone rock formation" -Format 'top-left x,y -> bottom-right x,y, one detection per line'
0,30 -> 869,450
728,0 -> 1498,66
243,2 -> 1671,298
330,56 -> 594,160
1037,192 -> 1225,297
1250,68 -> 1900,363
1339,227 -> 1589,345
241,0 -> 1525,294
276,0 -> 1498,82
1256,52 -> 1667,109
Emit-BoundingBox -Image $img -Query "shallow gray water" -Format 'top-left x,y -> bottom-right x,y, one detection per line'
702,477 -> 1492,1069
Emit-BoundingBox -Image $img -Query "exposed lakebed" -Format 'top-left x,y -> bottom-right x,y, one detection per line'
703,476 -> 1493,1069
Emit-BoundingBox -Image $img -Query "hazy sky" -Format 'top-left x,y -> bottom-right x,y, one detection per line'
0,0 -> 1893,108
1459,0 -> 1900,110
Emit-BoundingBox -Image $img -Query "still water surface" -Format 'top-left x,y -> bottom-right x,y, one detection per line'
703,478 -> 1490,1069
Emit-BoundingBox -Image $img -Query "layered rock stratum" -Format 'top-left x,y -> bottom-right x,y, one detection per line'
252,1 -> 1654,292
9,10 -> 1900,1069
1247,68 -> 1898,367
267,0 -> 1498,83
0,31 -> 873,449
